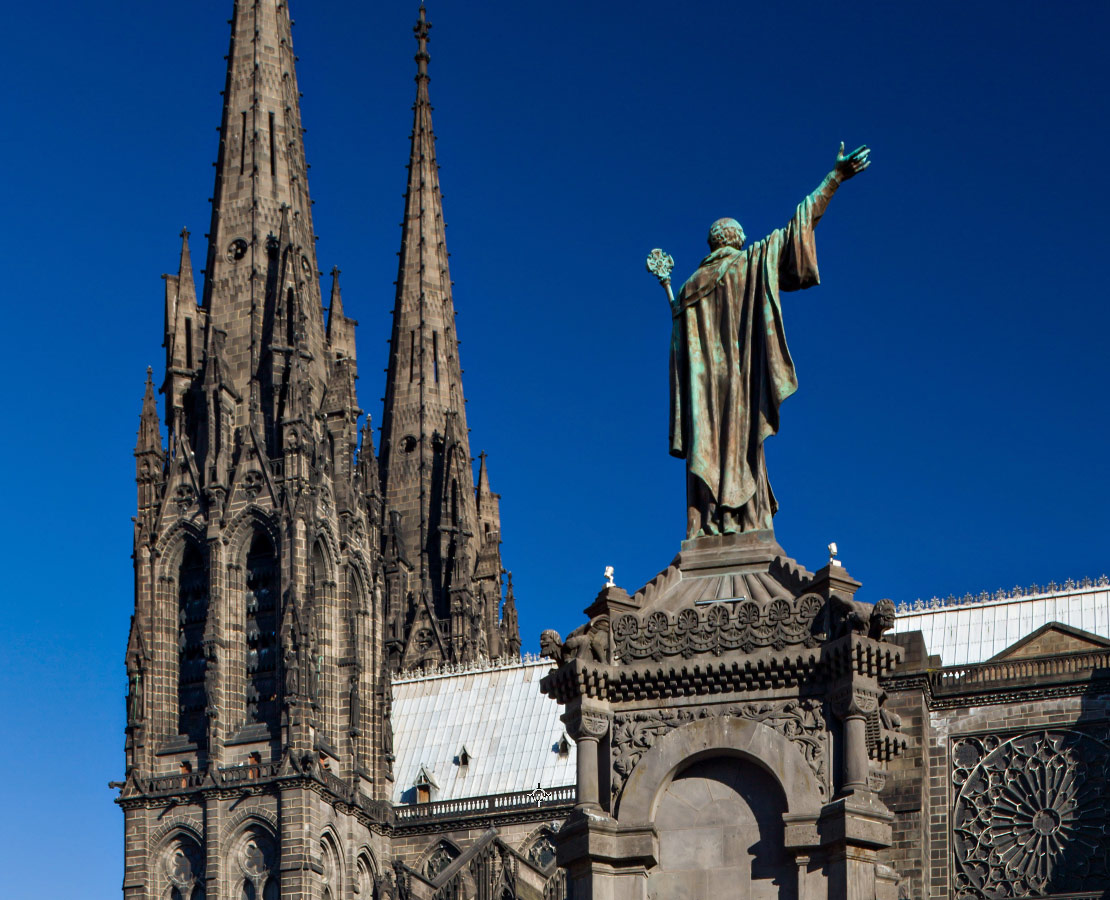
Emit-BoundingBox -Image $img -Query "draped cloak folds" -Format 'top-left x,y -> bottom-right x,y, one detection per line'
669,176 -> 838,522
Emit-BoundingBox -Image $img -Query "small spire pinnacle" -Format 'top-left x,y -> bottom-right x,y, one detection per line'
327,266 -> 344,332
477,451 -> 491,495
414,5 -> 431,79
136,368 -> 162,455
177,229 -> 196,302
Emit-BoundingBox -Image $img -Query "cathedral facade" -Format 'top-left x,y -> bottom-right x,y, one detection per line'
119,4 -> 532,898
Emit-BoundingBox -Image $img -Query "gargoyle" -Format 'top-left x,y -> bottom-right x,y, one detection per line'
830,595 -> 897,640
540,617 -> 609,665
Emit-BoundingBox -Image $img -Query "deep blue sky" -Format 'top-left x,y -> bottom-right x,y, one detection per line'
1,1 -> 1108,896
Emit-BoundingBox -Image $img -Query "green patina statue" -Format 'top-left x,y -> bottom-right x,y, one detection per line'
648,143 -> 870,539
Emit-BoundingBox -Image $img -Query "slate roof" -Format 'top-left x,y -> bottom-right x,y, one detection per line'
893,581 -> 1110,666
391,656 -> 576,804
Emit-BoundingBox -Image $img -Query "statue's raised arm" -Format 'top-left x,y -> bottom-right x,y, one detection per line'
656,142 -> 871,540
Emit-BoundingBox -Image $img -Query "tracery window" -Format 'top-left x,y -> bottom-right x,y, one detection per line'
177,542 -> 208,747
320,835 -> 342,899
353,854 -> 375,896
245,531 -> 279,724
164,835 -> 205,900
237,828 -> 279,900
523,829 -> 558,871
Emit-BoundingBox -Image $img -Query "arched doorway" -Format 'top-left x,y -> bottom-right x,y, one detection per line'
647,756 -> 796,900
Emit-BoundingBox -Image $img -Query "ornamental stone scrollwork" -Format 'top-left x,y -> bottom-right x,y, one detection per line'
610,699 -> 828,798
614,593 -> 823,661
952,729 -> 1110,899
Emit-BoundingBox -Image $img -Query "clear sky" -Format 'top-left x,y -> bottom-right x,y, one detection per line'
1,1 -> 1108,896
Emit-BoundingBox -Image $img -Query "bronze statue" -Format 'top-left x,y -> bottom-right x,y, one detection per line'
648,143 -> 870,539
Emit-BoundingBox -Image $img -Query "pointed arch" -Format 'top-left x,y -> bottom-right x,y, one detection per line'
177,538 -> 209,748
318,829 -> 343,900
154,518 -> 208,571
308,535 -> 337,737
244,527 -> 280,726
223,505 -> 281,565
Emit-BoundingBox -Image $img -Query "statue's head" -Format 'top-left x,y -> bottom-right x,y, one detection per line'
708,217 -> 746,251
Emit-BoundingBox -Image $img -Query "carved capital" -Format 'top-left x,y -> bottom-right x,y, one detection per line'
831,686 -> 881,719
563,702 -> 611,742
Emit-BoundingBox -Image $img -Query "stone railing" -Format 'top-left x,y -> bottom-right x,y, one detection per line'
394,785 -> 576,824
218,761 -> 282,785
147,770 -> 208,793
929,649 -> 1110,695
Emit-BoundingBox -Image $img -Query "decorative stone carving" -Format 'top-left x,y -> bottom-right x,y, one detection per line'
242,469 -> 264,498
610,699 -> 828,798
952,729 -> 1110,898
525,831 -> 558,870
424,843 -> 459,880
829,595 -> 896,640
613,593 -> 823,661
540,617 -> 609,665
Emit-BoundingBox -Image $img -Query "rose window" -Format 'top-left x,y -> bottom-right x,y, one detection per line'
952,730 -> 1110,898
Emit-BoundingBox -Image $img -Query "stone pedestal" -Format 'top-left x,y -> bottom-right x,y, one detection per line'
541,532 -> 906,900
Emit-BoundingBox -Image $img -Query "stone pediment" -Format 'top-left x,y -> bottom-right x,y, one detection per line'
988,622 -> 1110,661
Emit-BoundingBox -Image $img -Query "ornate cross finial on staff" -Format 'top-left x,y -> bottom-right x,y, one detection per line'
646,249 -> 676,310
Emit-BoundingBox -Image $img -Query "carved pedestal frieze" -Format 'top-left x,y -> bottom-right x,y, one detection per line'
610,699 -> 828,799
952,729 -> 1110,899
613,593 -> 824,661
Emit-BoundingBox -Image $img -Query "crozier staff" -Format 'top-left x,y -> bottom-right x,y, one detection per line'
649,143 -> 870,539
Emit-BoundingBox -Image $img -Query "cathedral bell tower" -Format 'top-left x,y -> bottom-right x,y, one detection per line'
378,6 -> 519,672
120,3 -> 392,897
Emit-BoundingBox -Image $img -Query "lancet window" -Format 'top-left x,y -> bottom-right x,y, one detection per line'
245,531 -> 279,724
177,542 -> 208,746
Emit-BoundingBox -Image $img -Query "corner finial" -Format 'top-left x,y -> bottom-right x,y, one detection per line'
414,4 -> 431,78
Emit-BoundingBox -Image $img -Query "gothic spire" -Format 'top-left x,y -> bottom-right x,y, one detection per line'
135,368 -> 162,457
200,0 -> 327,417
327,266 -> 358,363
379,6 -> 498,669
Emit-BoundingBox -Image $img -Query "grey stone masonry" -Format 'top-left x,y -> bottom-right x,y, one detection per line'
540,530 -> 907,900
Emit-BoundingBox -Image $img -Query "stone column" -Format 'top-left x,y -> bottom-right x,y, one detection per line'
832,686 -> 880,795
564,700 -> 611,812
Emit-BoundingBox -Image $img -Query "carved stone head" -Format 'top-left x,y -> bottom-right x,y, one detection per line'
708,217 -> 746,251
870,598 -> 897,638
539,629 -> 563,663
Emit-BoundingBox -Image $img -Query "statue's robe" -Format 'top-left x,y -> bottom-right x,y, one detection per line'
670,176 -> 839,533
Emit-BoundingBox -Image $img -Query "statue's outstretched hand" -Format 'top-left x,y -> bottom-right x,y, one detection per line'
835,142 -> 871,180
